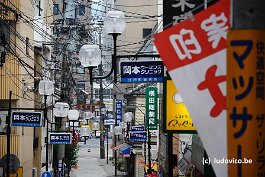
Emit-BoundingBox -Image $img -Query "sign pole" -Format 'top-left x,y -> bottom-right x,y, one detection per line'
44,95 -> 49,172
147,116 -> 152,174
6,91 -> 12,177
106,126 -> 109,164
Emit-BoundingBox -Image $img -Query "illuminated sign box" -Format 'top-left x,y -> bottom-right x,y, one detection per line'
120,61 -> 164,83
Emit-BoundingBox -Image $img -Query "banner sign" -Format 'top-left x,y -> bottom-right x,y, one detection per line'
115,99 -> 122,125
11,111 -> 42,127
154,0 -> 230,176
130,125 -> 145,132
129,131 -> 147,142
164,78 -> 196,133
145,87 -> 158,130
120,61 -> 164,83
49,133 -> 72,144
227,29 -> 265,177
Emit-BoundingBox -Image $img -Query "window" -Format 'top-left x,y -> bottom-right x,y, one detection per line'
143,28 -> 152,38
76,63 -> 85,74
94,88 -> 113,99
53,4 -> 59,15
0,23 -> 8,48
76,81 -> 85,93
79,5 -> 85,16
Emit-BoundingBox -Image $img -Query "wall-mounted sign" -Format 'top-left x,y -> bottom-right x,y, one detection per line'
145,87 -> 158,130
163,78 -> 196,133
11,111 -> 42,127
163,0 -> 218,29
120,61 -> 164,83
227,29 -> 265,177
129,131 -> 147,142
104,119 -> 115,125
130,125 -> 145,132
49,133 -> 72,144
115,100 -> 122,125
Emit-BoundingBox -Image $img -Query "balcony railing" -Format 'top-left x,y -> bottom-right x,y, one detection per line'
0,134 -> 20,159
0,0 -> 19,21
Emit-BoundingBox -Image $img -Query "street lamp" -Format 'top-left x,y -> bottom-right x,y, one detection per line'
104,10 -> 126,83
68,110 -> 79,143
52,101 -> 69,176
124,112 -> 133,141
79,11 -> 125,85
38,80 -> 54,172
104,10 -> 126,175
79,44 -> 101,85
53,102 -> 69,117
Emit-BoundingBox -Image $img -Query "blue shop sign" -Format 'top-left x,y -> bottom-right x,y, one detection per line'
130,125 -> 145,132
120,61 -> 164,83
11,111 -> 42,127
115,100 -> 122,125
49,133 -> 72,144
129,131 -> 147,141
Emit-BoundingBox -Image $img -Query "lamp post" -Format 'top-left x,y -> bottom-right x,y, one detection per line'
104,10 -> 126,176
38,80 -> 54,172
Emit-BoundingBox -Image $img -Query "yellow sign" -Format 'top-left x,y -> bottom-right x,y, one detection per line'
227,30 -> 265,177
164,79 -> 196,133
6,167 -> 23,177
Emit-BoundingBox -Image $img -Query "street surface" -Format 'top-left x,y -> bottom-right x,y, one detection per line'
71,138 -> 125,177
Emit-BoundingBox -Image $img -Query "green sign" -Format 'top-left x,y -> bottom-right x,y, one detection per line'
145,87 -> 158,130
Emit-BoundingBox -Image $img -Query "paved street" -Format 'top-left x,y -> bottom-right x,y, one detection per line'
71,138 -> 126,177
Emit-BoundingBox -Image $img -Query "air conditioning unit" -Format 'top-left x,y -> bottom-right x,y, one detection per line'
32,168 -> 37,177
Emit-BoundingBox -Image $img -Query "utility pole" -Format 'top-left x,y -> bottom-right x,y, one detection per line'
98,30 -> 105,159
99,62 -> 105,159
58,49 -> 67,162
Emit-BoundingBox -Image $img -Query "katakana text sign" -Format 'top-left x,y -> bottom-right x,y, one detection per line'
115,99 -> 122,125
154,0 -> 230,176
227,30 -> 265,177
49,133 -> 72,144
11,111 -> 42,127
164,79 -> 196,133
120,61 -> 164,83
145,87 -> 158,130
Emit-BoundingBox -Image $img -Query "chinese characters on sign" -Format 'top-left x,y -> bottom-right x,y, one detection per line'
227,30 -> 265,177
120,61 -> 164,83
164,79 -> 196,133
145,87 -> 158,130
49,133 -> 72,144
11,111 -> 42,127
163,0 -> 218,29
115,99 -> 122,125
154,0 -> 230,176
